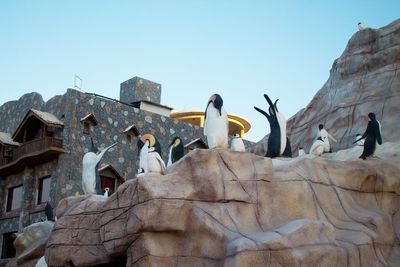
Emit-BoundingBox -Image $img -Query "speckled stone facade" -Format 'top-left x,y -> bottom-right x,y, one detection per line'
0,81 -> 208,263
120,76 -> 162,104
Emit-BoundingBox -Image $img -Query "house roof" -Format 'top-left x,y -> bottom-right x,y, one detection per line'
80,113 -> 98,126
12,109 -> 64,140
98,164 -> 125,182
184,138 -> 208,149
123,124 -> 140,136
0,132 -> 20,146
31,109 -> 64,126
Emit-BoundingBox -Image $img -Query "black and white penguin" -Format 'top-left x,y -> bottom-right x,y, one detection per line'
103,187 -> 112,197
230,133 -> 246,152
298,147 -> 306,156
138,135 -> 151,175
44,202 -> 54,221
254,94 -> 292,158
358,22 -> 365,30
310,137 -> 325,156
354,112 -> 382,160
82,142 -> 117,195
204,94 -> 229,149
317,124 -> 337,153
148,146 -> 166,174
167,137 -> 185,167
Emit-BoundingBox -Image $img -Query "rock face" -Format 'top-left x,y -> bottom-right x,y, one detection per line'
249,19 -> 400,156
45,146 -> 400,266
6,221 -> 54,267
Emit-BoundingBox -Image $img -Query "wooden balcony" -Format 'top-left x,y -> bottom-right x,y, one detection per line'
0,137 -> 66,176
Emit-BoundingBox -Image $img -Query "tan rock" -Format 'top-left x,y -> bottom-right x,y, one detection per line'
45,147 -> 400,266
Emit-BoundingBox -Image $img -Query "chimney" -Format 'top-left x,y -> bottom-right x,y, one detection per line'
120,76 -> 161,104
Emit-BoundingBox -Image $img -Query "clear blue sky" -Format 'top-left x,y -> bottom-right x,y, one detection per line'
0,0 -> 399,141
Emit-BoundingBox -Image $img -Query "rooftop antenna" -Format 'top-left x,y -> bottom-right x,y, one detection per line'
74,74 -> 82,91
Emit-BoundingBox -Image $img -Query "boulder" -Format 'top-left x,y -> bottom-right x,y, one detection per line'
6,221 -> 54,267
45,146 -> 400,266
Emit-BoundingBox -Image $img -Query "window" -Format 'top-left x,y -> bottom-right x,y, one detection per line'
6,185 -> 22,212
126,134 -> 132,144
100,176 -> 115,193
83,122 -> 90,134
1,232 -> 17,259
38,176 -> 51,205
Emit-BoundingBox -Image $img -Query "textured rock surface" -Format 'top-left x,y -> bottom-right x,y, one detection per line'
6,221 -> 54,267
45,146 -> 400,266
249,19 -> 400,156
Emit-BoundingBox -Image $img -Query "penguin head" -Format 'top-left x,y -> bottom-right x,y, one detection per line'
368,112 -> 376,121
318,124 -> 324,130
207,94 -> 223,116
299,146 -> 303,149
233,133 -> 240,138
169,137 -> 182,148
358,22 -> 362,25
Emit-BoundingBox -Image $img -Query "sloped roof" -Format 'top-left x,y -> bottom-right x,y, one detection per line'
98,164 -> 125,182
12,109 -> 64,140
0,132 -> 20,146
123,124 -> 140,136
184,138 -> 208,149
80,113 -> 98,125
31,109 -> 64,126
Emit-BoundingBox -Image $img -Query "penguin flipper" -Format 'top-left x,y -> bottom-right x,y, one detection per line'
254,106 -> 271,120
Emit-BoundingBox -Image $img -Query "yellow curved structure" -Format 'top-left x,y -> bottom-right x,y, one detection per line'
170,110 -> 251,138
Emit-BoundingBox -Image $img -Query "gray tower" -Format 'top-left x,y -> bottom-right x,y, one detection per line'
120,76 -> 161,104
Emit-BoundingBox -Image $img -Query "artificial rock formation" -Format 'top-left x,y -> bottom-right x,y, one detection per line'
45,146 -> 400,266
249,19 -> 400,156
6,221 -> 54,267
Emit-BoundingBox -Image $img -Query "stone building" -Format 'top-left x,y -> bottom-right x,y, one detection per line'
0,76 -> 251,265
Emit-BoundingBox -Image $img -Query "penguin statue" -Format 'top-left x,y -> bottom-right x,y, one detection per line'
82,142 -> 117,195
148,146 -> 166,174
167,137 -> 185,167
354,112 -> 382,160
317,124 -> 337,153
138,137 -> 150,175
298,147 -> 306,156
103,187 -> 112,197
44,202 -> 54,221
254,94 -> 292,158
310,137 -> 325,156
230,133 -> 246,152
204,94 -> 229,149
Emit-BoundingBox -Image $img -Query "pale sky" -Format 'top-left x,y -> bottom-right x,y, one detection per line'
0,0 -> 399,141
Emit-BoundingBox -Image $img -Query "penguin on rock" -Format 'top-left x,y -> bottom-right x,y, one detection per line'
138,134 -> 166,174
354,112 -> 382,160
167,137 -> 185,167
82,141 -> 117,195
230,133 -> 246,152
310,137 -> 325,156
254,94 -> 292,158
204,94 -> 229,149
298,147 -> 306,156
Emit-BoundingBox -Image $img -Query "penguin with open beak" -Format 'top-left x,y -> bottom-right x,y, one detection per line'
254,94 -> 292,158
204,94 -> 229,149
